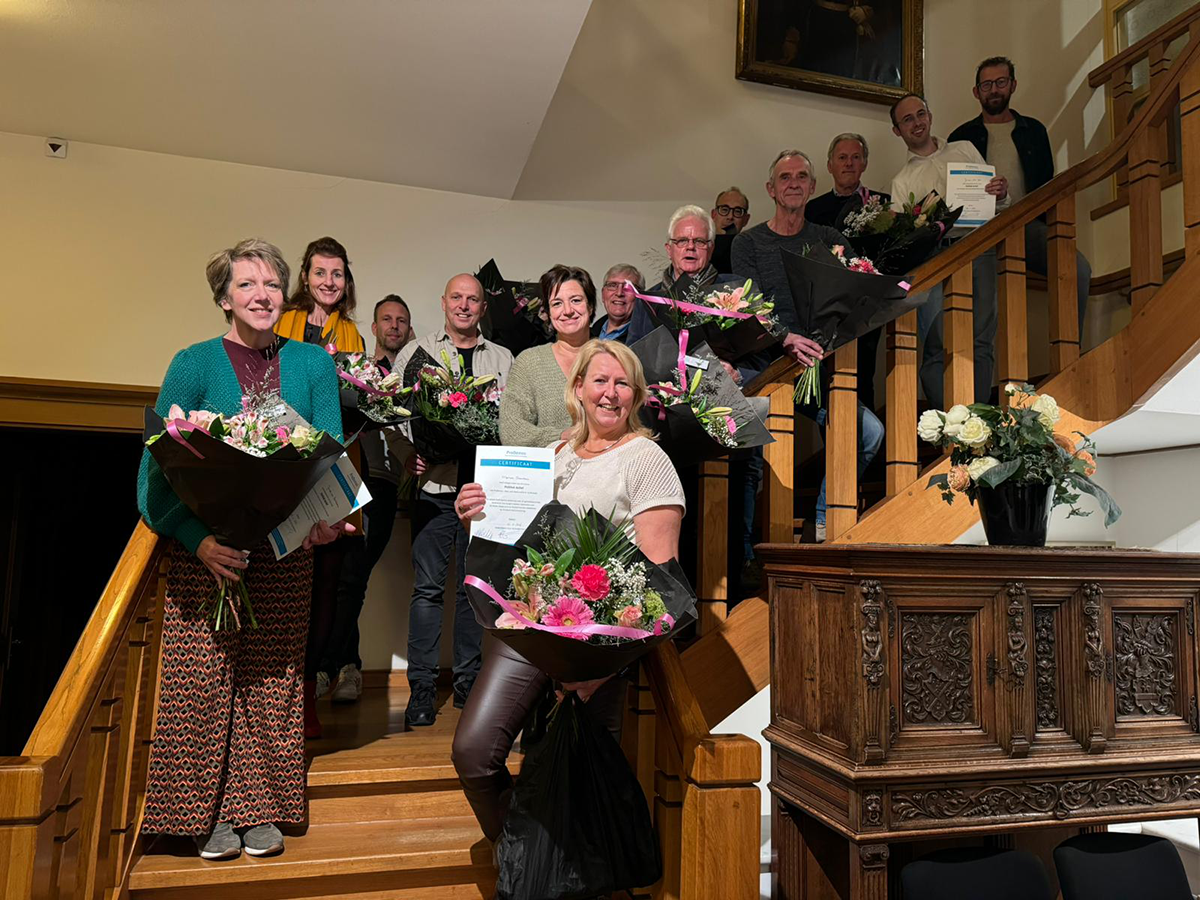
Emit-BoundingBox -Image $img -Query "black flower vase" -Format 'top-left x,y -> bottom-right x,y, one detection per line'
975,481 -> 1054,547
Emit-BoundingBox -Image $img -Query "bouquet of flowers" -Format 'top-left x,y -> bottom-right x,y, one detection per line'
628,277 -> 784,362
477,258 -> 550,356
782,243 -> 921,407
630,326 -> 773,465
921,383 -> 1121,536
835,190 -> 964,276
327,347 -> 414,431
144,396 -> 348,629
403,347 -> 502,465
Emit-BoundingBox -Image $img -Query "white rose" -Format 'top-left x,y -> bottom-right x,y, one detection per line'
968,456 -> 1000,482
1031,393 -> 1060,428
957,415 -> 992,447
942,404 -> 971,437
917,409 -> 944,443
1005,383 -> 1019,396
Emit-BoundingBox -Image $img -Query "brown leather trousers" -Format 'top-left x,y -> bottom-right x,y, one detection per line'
450,635 -> 627,841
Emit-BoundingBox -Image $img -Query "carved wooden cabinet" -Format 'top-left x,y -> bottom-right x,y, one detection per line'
760,544 -> 1200,899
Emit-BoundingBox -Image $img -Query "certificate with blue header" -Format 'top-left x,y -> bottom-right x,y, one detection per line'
270,454 -> 372,560
945,162 -> 997,227
470,445 -> 555,545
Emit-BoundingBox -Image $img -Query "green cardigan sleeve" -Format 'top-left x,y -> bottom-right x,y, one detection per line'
499,347 -> 569,448
136,346 -> 213,554
301,343 -> 344,443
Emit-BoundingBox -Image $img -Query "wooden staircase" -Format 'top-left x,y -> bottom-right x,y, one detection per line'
129,690 -> 506,900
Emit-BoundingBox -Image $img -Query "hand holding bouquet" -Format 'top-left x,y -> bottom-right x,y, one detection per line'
327,346 -> 414,427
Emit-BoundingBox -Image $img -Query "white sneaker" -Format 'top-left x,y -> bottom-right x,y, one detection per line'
314,670 -> 331,700
815,523 -> 827,543
331,664 -> 362,703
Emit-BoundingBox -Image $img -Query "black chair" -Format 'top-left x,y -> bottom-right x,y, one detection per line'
900,847 -> 1054,899
1055,832 -> 1193,900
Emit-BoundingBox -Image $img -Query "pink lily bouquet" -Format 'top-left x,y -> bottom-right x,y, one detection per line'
648,367 -> 739,449
328,347 -> 414,424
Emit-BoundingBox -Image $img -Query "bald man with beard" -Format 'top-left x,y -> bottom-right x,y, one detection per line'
386,273 -> 513,727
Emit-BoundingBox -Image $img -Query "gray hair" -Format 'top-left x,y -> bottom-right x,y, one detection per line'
768,149 -> 814,181
206,238 -> 291,322
827,132 -> 869,161
603,263 -> 644,290
713,186 -> 749,209
666,204 -> 715,242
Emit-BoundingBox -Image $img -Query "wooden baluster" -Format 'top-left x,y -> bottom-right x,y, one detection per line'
653,723 -> 684,900
1182,22 -> 1200,260
1047,197 -> 1081,373
762,384 -> 796,543
622,667 -> 657,809
884,311 -> 918,496
1150,40 -> 1172,177
826,339 -> 858,542
1113,63 -> 1134,196
73,683 -> 119,900
679,735 -> 761,900
996,229 -> 1028,397
942,266 -> 975,408
696,459 -> 728,634
1129,124 -> 1165,313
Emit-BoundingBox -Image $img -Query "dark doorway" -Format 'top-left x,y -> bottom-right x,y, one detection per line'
0,427 -> 143,754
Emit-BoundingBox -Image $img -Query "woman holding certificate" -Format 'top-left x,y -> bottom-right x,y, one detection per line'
452,338 -> 685,844
137,239 -> 346,860
498,264 -> 598,447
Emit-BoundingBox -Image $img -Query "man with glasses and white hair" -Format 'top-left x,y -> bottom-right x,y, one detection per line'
592,263 -> 652,345
732,150 -> 884,543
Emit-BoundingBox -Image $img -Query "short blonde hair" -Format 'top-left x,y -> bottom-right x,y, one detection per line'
206,238 -> 290,322
563,339 -> 655,450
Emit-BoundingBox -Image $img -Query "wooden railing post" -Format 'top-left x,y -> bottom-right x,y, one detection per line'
653,721 -> 684,900
762,384 -> 795,543
1047,197 -> 1081,373
943,266 -> 976,408
996,229 -> 1028,395
1113,63 -> 1134,195
1182,22 -> 1200,260
884,311 -> 918,496
1129,124 -> 1165,313
826,339 -> 859,542
696,460 -> 728,634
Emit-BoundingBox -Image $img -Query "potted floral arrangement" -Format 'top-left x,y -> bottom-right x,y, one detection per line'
919,383 -> 1121,546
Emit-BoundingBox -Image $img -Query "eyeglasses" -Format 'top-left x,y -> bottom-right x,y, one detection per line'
715,204 -> 748,217
603,281 -> 633,292
978,76 -> 1011,91
667,237 -> 713,248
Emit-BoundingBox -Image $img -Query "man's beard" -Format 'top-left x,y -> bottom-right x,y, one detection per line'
381,334 -> 408,352
982,94 -> 1010,115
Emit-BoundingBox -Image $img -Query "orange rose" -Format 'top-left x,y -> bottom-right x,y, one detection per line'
1075,450 -> 1097,477
1052,433 -> 1076,454
947,464 -> 971,493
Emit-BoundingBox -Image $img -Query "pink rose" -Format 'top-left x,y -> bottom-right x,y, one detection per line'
570,564 -> 612,602
188,410 -> 218,431
617,605 -> 642,628
447,391 -> 469,408
726,416 -> 737,436
495,612 -> 527,630
167,404 -> 186,421
324,342 -> 338,354
275,426 -> 289,443
947,464 -> 971,493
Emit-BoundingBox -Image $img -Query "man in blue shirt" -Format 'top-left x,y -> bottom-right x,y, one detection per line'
591,263 -> 650,344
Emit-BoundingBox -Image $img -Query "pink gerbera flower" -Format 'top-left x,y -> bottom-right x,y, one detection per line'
570,564 -> 611,602
542,596 -> 594,630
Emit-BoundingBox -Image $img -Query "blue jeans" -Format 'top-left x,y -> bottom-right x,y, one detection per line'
916,247 -> 998,408
814,404 -> 885,526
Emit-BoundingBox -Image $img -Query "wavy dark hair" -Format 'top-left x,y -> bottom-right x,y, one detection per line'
284,236 -> 357,319
538,264 -> 597,325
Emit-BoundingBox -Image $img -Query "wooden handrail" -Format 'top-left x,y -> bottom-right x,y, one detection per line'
1088,1 -> 1200,88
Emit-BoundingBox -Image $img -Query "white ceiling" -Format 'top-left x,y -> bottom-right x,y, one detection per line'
1092,350 -> 1200,455
0,0 -> 592,198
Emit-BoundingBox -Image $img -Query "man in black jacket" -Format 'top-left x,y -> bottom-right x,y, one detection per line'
949,56 -> 1091,341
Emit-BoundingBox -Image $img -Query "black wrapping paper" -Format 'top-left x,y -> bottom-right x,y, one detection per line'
477,258 -> 550,356
781,245 -> 924,355
333,352 -> 418,434
463,503 -> 697,683
833,193 -> 964,276
641,276 -> 781,362
143,407 -> 348,551
401,346 -> 498,466
494,693 -> 661,900
629,326 -> 772,466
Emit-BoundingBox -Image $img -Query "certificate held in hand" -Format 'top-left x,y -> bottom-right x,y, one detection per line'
945,162 -> 997,228
470,445 -> 555,545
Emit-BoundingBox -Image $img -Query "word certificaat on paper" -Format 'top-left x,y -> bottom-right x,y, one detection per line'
470,445 -> 555,545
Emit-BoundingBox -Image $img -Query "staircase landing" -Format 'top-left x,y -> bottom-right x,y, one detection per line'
131,685 -> 513,900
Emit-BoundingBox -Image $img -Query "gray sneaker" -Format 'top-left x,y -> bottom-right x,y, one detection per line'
194,822 -> 241,860
331,664 -> 362,703
242,823 -> 284,857
314,670 -> 331,700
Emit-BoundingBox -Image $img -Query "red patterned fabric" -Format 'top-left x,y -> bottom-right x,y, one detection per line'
142,541 -> 311,835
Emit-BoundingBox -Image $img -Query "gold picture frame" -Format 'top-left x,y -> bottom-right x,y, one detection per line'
736,0 -> 924,106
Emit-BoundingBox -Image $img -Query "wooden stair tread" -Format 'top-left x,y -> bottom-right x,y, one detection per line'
130,817 -> 491,890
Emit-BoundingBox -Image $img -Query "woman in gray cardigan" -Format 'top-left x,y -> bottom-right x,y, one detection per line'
498,264 -> 598,447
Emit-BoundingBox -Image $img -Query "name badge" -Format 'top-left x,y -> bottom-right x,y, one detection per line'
683,355 -> 710,371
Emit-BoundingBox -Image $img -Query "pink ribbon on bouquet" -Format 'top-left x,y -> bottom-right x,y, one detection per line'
464,575 -> 668,641
676,328 -> 690,389
624,280 -> 755,322
165,418 -> 206,459
337,369 -> 407,399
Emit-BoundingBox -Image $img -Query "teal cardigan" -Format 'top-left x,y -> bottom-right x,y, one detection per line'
137,336 -> 343,554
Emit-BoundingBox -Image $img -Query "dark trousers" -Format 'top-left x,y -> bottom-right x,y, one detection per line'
451,637 -> 627,841
322,477 -> 398,678
305,540 -> 348,681
408,491 -> 481,690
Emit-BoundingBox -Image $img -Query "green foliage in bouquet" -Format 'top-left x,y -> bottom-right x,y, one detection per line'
919,383 -> 1121,526
410,349 -> 502,442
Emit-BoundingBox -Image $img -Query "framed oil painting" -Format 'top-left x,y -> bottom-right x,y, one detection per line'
736,0 -> 924,105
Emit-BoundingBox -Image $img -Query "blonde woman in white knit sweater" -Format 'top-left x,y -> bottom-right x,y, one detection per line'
499,264 -> 598,447
452,339 -> 684,844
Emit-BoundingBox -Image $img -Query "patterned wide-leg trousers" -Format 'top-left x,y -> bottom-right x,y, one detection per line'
142,541 -> 312,836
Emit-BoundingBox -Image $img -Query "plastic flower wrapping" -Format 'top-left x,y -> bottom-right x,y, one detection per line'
834,189 -> 964,276
921,383 -> 1121,526
402,347 -> 502,464
476,257 -> 550,356
326,345 -> 414,428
